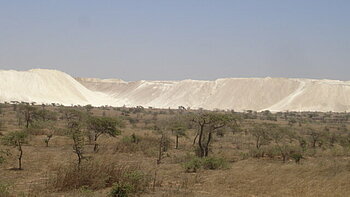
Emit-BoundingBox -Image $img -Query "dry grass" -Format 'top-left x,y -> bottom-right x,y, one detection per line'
1,104 -> 350,196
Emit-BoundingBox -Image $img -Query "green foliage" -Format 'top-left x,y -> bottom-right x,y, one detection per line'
109,183 -> 133,197
33,109 -> 58,122
183,156 -> 228,172
2,130 -> 28,147
0,149 -> 10,165
0,183 -> 11,197
123,170 -> 149,193
87,116 -> 122,137
87,116 -> 123,151
290,151 -> 303,164
201,157 -> 228,170
249,123 -> 273,149
183,157 -> 202,173
121,133 -> 141,144
0,120 -> 4,131
50,159 -> 149,193
72,129 -> 85,164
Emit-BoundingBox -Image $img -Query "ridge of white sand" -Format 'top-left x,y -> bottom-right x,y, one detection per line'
265,79 -> 307,112
1,68 -> 350,112
0,69 -> 125,106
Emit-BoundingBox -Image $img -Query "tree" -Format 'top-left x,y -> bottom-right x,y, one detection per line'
305,127 -> 324,149
168,115 -> 188,149
2,131 -> 28,170
63,109 -> 87,165
19,104 -> 37,128
33,109 -> 58,122
249,123 -> 271,149
69,120 -> 85,165
87,116 -> 122,152
84,104 -> 93,115
44,133 -> 53,147
267,125 -> 296,163
192,112 -> 238,157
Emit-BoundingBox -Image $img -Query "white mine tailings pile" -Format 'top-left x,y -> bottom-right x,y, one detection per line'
1,69 -> 350,112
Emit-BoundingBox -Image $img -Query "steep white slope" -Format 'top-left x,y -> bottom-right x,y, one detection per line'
1,69 -> 350,112
77,77 -> 302,111
0,69 -> 120,106
268,79 -> 350,112
77,77 -> 350,112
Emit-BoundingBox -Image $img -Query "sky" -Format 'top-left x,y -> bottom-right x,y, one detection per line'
0,0 -> 349,81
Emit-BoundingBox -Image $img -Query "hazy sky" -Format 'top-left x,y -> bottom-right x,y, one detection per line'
0,0 -> 349,81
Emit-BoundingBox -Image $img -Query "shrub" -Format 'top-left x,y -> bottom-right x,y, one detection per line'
109,183 -> 133,197
201,157 -> 228,170
249,147 -> 265,158
0,183 -> 10,197
290,151 -> 303,164
183,157 -> 202,173
115,136 -> 159,157
48,159 -> 150,193
183,156 -> 228,172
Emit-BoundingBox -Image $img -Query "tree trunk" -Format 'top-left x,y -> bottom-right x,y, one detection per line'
157,134 -> 164,164
78,154 -> 82,165
204,132 -> 212,157
256,136 -> 261,149
197,124 -> 205,157
312,139 -> 317,148
93,135 -> 99,152
193,133 -> 199,145
25,110 -> 30,128
175,135 -> 179,149
18,144 -> 23,170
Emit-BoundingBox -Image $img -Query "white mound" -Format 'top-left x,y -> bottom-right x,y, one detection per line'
1,69 -> 350,112
77,76 -> 350,112
0,69 -> 123,106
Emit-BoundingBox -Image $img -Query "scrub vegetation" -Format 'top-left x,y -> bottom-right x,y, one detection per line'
1,102 -> 350,196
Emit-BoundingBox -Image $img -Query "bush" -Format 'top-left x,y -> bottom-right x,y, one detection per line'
0,183 -> 10,197
290,151 -> 303,164
183,157 -> 202,173
48,159 -> 150,192
183,156 -> 228,172
201,157 -> 228,170
249,147 -> 265,158
115,136 -> 160,157
109,183 -> 133,197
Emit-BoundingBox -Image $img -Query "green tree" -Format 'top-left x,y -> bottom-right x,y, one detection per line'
87,116 -> 122,152
267,125 -> 296,162
19,104 -> 37,128
249,123 -> 272,149
69,120 -> 85,165
169,115 -> 188,149
192,112 -> 238,157
2,131 -> 28,170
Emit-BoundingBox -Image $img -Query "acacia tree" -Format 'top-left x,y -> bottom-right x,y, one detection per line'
249,123 -> 272,149
305,127 -> 324,149
169,115 -> 188,149
87,116 -> 122,152
68,120 -> 85,165
63,109 -> 86,165
268,125 -> 297,163
2,131 -> 28,170
192,112 -> 238,157
19,104 -> 36,128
